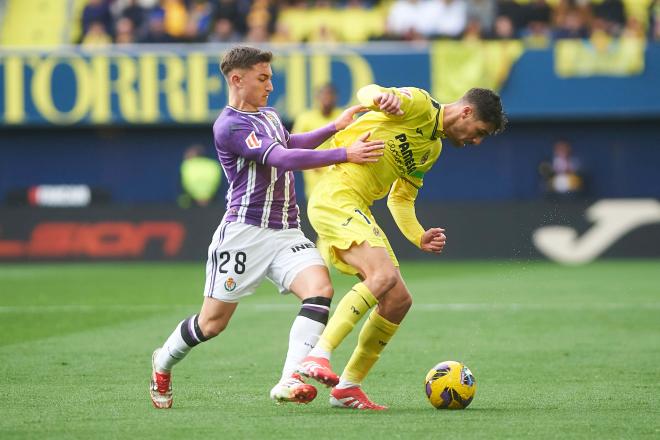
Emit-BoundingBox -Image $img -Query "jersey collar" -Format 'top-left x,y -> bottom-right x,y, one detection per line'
430,101 -> 447,140
227,105 -> 261,114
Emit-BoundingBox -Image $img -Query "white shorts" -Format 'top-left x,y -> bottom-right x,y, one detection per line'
203,221 -> 326,302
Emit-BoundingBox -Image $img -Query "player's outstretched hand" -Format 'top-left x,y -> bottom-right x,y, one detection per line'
345,131 -> 385,164
374,92 -> 404,116
334,105 -> 368,131
421,228 -> 446,254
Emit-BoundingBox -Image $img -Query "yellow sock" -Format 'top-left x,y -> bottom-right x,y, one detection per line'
342,310 -> 400,384
316,283 -> 378,352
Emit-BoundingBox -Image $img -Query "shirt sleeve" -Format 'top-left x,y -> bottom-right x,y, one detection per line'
357,84 -> 429,120
215,120 -> 282,165
387,177 -> 425,248
265,144 -> 346,171
288,122 -> 337,150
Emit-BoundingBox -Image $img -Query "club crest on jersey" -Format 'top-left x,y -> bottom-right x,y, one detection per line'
373,226 -> 381,237
420,151 -> 430,165
264,112 -> 281,129
224,277 -> 237,292
244,131 -> 261,149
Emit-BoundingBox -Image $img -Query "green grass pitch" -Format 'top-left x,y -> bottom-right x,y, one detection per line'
1,260 -> 659,439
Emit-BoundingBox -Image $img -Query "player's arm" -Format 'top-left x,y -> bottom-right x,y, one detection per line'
268,131 -> 383,170
357,84 -> 427,117
288,105 -> 366,150
288,122 -> 336,150
219,121 -> 383,171
387,178 -> 446,254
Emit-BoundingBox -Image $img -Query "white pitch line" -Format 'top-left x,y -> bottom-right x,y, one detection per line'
255,303 -> 660,312
0,304 -> 191,313
1,302 -> 659,314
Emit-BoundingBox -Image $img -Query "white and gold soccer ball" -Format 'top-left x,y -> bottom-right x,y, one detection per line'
424,361 -> 476,409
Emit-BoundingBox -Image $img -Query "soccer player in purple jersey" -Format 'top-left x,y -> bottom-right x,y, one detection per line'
149,46 -> 384,409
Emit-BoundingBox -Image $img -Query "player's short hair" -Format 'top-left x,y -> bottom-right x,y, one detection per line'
220,46 -> 273,77
462,88 -> 508,134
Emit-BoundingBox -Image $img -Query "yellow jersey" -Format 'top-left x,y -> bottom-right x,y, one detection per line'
323,84 -> 445,247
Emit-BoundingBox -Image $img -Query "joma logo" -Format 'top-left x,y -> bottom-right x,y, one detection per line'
533,199 -> 660,264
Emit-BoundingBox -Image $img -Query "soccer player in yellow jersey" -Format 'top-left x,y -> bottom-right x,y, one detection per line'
297,84 -> 507,410
292,83 -> 343,200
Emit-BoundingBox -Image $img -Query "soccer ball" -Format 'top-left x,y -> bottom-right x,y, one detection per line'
424,361 -> 476,409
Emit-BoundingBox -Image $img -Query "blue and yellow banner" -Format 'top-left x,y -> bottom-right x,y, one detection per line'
1,42 -> 659,126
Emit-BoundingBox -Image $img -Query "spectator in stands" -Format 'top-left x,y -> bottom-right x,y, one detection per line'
140,8 -> 176,43
538,139 -> 584,199
519,0 -> 552,48
185,0 -> 215,42
82,20 -> 113,46
463,18 -> 484,40
161,0 -> 189,40
81,0 -> 114,39
245,19 -> 270,43
651,0 -> 660,41
213,0 -> 249,36
553,0 -> 589,40
622,15 -> 645,39
72,0 -> 651,46
592,0 -> 626,36
420,0 -> 469,38
492,14 -> 515,39
270,20 -> 295,43
207,17 -> 243,42
496,0 -> 527,37
117,0 -> 147,32
522,20 -> 552,47
179,144 -> 222,208
386,0 -> 426,41
466,0 -> 496,37
115,17 -> 137,44
243,0 -> 279,42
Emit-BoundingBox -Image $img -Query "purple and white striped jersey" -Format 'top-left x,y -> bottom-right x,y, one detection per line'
213,106 -> 300,230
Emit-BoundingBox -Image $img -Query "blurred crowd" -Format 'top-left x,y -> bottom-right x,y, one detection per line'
78,0 -> 660,46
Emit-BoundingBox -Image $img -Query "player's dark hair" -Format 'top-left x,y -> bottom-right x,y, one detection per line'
220,46 -> 273,77
463,88 -> 508,134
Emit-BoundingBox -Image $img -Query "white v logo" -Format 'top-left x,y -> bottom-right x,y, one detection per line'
532,199 -> 660,264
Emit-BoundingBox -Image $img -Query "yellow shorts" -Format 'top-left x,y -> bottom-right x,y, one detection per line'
307,180 -> 399,276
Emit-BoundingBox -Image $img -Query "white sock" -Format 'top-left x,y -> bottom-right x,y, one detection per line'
336,378 -> 360,390
308,345 -> 331,360
155,322 -> 192,373
280,316 -> 325,381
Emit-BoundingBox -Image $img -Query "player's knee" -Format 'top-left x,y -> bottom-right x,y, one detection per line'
399,292 -> 413,314
368,270 -> 398,295
316,282 -> 334,299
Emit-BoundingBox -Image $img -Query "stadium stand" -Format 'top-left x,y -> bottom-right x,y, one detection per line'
0,0 -> 75,46
0,0 -> 656,46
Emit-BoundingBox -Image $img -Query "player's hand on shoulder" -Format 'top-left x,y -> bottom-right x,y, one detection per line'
345,131 -> 384,164
335,105 -> 368,131
421,228 -> 446,254
374,92 -> 404,116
